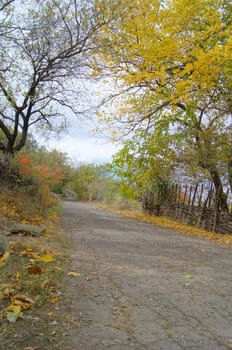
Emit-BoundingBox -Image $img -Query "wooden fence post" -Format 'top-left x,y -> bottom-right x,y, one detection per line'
198,186 -> 211,228
183,185 -> 188,205
191,183 -> 198,207
187,185 -> 193,208
208,184 -> 214,208
177,184 -> 182,204
198,184 -> 204,207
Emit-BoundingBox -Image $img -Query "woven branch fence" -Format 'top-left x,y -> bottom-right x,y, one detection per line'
142,183 -> 232,234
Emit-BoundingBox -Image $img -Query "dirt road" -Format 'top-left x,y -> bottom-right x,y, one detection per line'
59,201 -> 232,350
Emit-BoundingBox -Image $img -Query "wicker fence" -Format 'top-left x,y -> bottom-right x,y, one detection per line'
142,183 -> 232,234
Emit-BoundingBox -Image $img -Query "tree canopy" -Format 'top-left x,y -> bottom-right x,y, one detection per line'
97,0 -> 232,210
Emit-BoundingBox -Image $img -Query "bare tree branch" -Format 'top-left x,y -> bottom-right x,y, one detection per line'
0,0 -> 119,154
0,0 -> 15,11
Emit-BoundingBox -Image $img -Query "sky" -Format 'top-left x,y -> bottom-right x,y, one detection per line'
43,118 -> 120,165
31,72 -> 121,165
37,73 -> 121,165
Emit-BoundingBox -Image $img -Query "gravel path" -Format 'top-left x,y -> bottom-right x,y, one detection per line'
59,201 -> 232,350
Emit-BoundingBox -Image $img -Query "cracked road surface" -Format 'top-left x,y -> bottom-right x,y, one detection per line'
60,201 -> 232,350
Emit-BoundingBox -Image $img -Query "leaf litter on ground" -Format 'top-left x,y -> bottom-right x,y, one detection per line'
0,238 -> 64,325
95,204 -> 232,246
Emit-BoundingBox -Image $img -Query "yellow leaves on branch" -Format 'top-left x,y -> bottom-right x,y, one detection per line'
98,0 -> 232,125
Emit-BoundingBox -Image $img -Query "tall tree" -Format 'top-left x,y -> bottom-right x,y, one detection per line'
0,0 -> 118,155
97,0 -> 232,210
112,120 -> 177,200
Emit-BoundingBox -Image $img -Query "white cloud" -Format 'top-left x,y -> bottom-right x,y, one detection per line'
47,134 -> 119,164
34,77 -> 122,165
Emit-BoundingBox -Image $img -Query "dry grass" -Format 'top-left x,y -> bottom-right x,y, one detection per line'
0,186 -> 66,345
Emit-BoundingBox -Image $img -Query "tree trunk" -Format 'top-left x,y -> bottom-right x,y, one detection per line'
0,151 -> 14,189
209,168 -> 228,212
228,160 -> 232,193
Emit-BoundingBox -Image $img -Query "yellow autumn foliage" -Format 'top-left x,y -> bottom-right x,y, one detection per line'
96,0 -> 232,130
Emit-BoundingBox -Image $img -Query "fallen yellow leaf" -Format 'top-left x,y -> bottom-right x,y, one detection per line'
101,206 -> 232,246
44,233 -> 54,238
19,250 -> 29,257
54,266 -> 63,271
0,251 -> 10,269
1,284 -> 17,297
40,248 -> 48,254
30,252 -> 41,259
67,271 -> 81,277
0,292 -> 6,300
7,304 -> 21,318
50,295 -> 59,304
12,294 -> 35,308
38,254 -> 54,263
